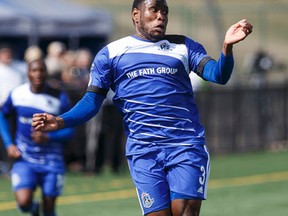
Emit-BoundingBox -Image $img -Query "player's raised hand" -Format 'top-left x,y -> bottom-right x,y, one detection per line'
32,113 -> 59,132
225,19 -> 253,45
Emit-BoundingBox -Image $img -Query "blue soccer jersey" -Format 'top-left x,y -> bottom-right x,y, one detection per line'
1,83 -> 72,172
88,35 -> 211,154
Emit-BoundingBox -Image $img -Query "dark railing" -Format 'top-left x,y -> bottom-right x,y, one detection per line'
195,84 -> 288,155
1,84 -> 287,172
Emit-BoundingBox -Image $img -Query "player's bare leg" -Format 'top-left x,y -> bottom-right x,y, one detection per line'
15,189 -> 34,210
145,199 -> 201,216
42,196 -> 57,215
15,189 -> 39,215
171,199 -> 202,216
146,208 -> 172,216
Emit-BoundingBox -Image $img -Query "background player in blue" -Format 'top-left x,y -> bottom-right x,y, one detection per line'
0,59 -> 74,216
32,0 -> 253,215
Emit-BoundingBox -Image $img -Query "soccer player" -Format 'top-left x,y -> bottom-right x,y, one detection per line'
0,59 -> 74,216
31,0 -> 253,215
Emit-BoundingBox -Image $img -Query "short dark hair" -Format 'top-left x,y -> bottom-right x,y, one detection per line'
28,58 -> 47,71
132,0 -> 143,10
0,43 -> 13,51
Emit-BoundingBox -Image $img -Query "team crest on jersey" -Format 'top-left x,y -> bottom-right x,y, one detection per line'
159,42 -> 171,51
141,192 -> 154,208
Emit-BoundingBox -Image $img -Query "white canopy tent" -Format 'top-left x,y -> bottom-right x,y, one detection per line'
0,0 -> 112,57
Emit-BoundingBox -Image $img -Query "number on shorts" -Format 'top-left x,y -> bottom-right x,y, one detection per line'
199,165 -> 206,185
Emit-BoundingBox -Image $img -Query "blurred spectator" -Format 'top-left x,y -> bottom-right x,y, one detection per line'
45,41 -> 66,80
85,105 -> 103,173
59,47 -> 126,174
61,50 -> 77,87
247,50 -> 274,75
0,43 -> 27,105
0,43 -> 27,172
244,50 -> 274,88
24,45 -> 43,63
61,48 -> 91,89
74,48 -> 92,87
85,89 -> 126,174
94,90 -> 125,174
60,48 -> 95,171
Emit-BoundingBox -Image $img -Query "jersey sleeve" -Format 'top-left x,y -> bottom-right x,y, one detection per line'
60,91 -> 105,128
87,46 -> 111,96
185,37 -> 234,84
1,93 -> 15,116
0,110 -> 13,148
202,52 -> 234,84
185,37 -> 212,76
0,93 -> 14,148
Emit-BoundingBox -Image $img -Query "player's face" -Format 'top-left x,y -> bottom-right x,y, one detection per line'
28,60 -> 47,91
133,0 -> 168,41
0,48 -> 13,64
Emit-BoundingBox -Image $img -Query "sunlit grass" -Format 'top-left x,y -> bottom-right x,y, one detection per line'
1,150 -> 287,216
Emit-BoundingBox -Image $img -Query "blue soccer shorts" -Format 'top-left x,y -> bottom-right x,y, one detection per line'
10,160 -> 65,197
127,144 -> 210,215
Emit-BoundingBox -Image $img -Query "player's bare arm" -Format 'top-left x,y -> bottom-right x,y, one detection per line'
31,131 -> 49,144
32,113 -> 65,132
7,145 -> 21,159
222,19 -> 253,56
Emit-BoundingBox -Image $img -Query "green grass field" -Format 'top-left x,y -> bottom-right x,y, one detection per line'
1,150 -> 287,216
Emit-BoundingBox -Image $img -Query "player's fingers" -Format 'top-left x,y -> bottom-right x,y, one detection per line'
32,114 -> 46,125
31,120 -> 45,130
33,113 -> 43,117
31,120 -> 41,127
238,19 -> 249,27
34,124 -> 45,131
239,19 -> 248,25
247,22 -> 253,30
238,19 -> 253,31
242,26 -> 253,35
32,113 -> 47,120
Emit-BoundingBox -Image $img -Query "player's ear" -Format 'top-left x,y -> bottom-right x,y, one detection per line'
132,8 -> 140,24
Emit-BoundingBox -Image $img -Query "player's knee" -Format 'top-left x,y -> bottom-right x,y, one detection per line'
17,198 -> 31,212
17,200 -> 40,214
17,203 -> 32,213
